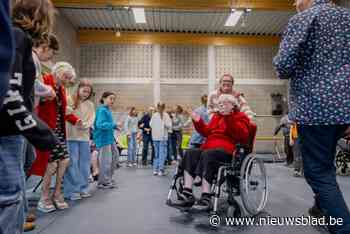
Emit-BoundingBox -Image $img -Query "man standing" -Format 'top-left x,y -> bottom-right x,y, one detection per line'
274,0 -> 350,233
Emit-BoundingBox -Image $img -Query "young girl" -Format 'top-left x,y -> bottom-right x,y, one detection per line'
29,62 -> 82,212
93,92 -> 118,189
64,79 -> 95,200
150,103 -> 172,176
124,107 -> 139,167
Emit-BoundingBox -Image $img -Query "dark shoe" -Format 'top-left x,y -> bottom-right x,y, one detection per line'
308,202 -> 324,218
172,190 -> 195,207
93,174 -> 99,181
193,194 -> 211,210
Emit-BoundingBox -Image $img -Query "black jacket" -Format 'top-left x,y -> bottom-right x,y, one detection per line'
0,26 -> 58,150
0,1 -> 13,110
138,113 -> 152,135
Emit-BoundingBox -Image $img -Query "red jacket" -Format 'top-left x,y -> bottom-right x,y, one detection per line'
193,111 -> 250,155
29,74 -> 79,176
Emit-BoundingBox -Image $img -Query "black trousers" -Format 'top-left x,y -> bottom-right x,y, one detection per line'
284,135 -> 294,164
181,148 -> 232,184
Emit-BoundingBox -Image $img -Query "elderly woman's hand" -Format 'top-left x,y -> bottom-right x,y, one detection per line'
191,111 -> 200,122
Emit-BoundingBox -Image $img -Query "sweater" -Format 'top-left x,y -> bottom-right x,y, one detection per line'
208,89 -> 255,120
93,105 -> 117,149
124,115 -> 139,134
150,112 -> 172,141
66,99 -> 95,142
193,111 -> 250,155
0,26 -> 58,151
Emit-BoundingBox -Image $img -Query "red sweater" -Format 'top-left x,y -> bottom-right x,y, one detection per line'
193,111 -> 250,155
29,74 -> 79,176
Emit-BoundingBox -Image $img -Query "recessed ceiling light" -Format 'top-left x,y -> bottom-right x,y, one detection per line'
225,10 -> 244,27
132,8 -> 146,24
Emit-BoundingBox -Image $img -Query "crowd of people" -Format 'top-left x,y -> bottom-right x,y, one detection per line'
0,0 -> 350,234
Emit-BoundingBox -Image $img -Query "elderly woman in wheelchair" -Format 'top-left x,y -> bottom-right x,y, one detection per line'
166,94 -> 267,216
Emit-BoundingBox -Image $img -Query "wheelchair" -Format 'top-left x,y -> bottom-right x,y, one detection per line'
166,123 -> 268,217
336,138 -> 350,175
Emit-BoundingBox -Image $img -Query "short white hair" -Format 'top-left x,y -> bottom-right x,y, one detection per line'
52,62 -> 76,80
218,94 -> 239,107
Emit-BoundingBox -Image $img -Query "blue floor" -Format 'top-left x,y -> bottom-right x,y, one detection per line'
27,162 -> 350,234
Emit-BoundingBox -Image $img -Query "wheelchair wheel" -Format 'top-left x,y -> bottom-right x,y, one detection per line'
240,154 -> 268,215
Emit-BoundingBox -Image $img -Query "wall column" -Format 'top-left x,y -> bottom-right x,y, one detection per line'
153,44 -> 161,105
208,45 -> 216,94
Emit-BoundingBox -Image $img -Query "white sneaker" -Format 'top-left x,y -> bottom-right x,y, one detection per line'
133,162 -> 137,167
153,171 -> 158,176
158,171 -> 164,176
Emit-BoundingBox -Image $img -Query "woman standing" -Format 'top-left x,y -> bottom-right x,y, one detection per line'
30,62 -> 82,212
150,103 -> 172,176
124,107 -> 139,167
64,79 -> 95,200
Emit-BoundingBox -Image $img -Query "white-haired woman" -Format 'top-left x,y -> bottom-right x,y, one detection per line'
174,94 -> 251,209
29,62 -> 82,212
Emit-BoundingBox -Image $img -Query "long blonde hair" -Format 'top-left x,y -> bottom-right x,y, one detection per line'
73,79 -> 93,110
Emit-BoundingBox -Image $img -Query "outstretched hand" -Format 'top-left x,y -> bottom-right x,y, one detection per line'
191,111 -> 200,122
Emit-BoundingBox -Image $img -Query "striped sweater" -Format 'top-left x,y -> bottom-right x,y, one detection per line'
207,89 -> 255,120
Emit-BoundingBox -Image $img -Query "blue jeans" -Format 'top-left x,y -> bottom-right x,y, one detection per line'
298,125 -> 350,234
64,141 -> 91,197
153,140 -> 167,172
0,135 -> 25,234
127,133 -> 137,163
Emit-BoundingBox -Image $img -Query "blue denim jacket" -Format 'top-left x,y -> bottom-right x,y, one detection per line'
273,0 -> 350,125
189,105 -> 209,146
93,105 -> 117,149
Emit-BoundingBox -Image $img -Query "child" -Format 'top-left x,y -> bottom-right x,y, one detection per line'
150,103 -> 172,176
93,92 -> 118,189
290,123 -> 303,177
124,107 -> 139,167
64,79 -> 95,200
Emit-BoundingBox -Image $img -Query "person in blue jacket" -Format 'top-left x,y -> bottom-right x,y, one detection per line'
93,91 -> 118,189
